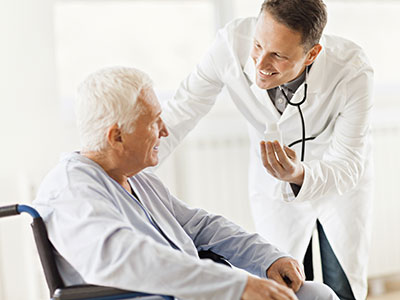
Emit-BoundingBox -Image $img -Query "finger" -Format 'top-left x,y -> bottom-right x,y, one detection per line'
284,145 -> 297,160
265,279 -> 298,300
261,141 -> 276,175
273,141 -> 293,169
298,264 -> 305,280
264,142 -> 280,175
273,283 -> 298,300
270,272 -> 288,287
288,273 -> 302,293
283,266 -> 304,292
266,142 -> 284,174
293,261 -> 305,281
265,282 -> 287,300
291,265 -> 306,292
260,141 -> 268,165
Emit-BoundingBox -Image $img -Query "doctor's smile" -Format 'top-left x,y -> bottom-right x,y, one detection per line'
259,70 -> 278,78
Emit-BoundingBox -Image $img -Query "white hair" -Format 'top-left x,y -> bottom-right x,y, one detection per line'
75,66 -> 153,152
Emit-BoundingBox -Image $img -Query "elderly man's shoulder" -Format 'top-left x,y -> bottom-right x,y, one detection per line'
35,152 -> 108,202
135,169 -> 169,193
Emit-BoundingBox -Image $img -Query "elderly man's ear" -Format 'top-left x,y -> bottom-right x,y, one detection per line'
107,124 -> 124,151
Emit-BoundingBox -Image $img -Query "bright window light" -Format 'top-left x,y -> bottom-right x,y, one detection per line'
54,0 -> 215,119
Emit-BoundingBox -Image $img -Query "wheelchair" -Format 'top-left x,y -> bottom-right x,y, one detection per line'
0,204 -> 230,300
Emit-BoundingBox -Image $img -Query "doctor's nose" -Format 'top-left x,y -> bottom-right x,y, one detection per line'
255,54 -> 272,69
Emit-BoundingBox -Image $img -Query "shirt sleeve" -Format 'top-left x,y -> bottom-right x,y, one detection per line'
161,185 -> 289,278
36,180 -> 248,300
158,28 -> 226,163
284,62 -> 374,203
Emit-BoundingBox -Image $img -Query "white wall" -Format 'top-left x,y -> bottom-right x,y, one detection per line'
0,0 -> 60,298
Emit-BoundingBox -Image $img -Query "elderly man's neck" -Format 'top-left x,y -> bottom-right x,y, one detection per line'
82,150 -> 138,192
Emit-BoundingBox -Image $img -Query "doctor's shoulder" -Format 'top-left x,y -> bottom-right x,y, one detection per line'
321,34 -> 373,73
209,17 -> 256,75
222,16 -> 257,42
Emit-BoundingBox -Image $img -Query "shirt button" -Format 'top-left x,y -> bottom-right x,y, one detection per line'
278,98 -> 284,104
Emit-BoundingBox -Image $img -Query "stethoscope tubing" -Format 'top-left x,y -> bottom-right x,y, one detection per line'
278,66 -> 312,162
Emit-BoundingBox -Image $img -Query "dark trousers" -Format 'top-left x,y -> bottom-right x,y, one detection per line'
303,220 -> 356,300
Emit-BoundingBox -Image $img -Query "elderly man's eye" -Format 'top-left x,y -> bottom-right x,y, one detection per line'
253,40 -> 262,49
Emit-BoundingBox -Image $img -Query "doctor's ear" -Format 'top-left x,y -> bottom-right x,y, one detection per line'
107,124 -> 123,149
305,44 -> 323,66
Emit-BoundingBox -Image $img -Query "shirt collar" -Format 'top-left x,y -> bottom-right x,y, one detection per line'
282,69 -> 306,93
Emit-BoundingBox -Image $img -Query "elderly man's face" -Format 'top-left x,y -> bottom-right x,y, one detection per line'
250,11 -> 312,90
121,88 -> 168,172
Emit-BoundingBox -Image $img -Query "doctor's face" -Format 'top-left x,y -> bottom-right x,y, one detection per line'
251,11 -> 318,90
121,88 -> 168,172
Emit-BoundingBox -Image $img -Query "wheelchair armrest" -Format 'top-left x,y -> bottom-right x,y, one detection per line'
52,284 -> 173,300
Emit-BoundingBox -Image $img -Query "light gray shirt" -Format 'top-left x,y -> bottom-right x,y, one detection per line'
267,70 -> 306,114
33,152 -> 287,300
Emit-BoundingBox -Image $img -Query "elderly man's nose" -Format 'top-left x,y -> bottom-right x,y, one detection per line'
160,121 -> 169,137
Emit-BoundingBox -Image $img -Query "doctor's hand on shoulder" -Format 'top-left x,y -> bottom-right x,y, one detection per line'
260,140 -> 304,186
241,257 -> 304,300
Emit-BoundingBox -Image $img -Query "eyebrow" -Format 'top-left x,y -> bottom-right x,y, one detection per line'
152,111 -> 162,121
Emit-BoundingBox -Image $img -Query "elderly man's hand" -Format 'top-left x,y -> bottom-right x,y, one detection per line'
241,275 -> 298,300
267,257 -> 305,293
260,140 -> 304,186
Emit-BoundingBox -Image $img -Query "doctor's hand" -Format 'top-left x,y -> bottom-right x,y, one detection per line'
267,257 -> 305,293
241,275 -> 298,300
260,140 -> 304,186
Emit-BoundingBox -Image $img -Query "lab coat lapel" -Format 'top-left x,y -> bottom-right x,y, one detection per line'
279,84 -> 308,123
243,57 -> 281,122
279,45 -> 327,123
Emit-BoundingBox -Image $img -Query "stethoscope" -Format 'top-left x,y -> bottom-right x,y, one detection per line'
278,65 -> 315,162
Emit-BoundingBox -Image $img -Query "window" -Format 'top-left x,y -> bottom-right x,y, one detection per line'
324,1 -> 399,106
54,0 -> 215,120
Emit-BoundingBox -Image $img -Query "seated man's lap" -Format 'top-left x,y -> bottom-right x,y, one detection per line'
296,281 -> 339,300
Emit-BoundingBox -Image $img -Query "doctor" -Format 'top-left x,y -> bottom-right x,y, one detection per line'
159,0 -> 373,299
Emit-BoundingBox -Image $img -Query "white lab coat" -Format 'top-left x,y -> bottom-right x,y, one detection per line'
160,17 -> 374,299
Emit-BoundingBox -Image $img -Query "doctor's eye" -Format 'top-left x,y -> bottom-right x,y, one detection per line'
273,53 -> 287,60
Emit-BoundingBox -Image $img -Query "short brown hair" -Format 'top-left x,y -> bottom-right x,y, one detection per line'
260,0 -> 327,50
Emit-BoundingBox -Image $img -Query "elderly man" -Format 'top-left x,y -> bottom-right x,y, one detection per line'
33,67 -> 337,300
